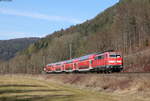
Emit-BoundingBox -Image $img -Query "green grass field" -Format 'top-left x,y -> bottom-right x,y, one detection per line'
0,75 -> 116,101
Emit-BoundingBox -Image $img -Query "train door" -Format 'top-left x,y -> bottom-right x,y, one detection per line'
94,55 -> 104,67
73,62 -> 77,71
89,59 -> 93,69
62,64 -> 65,72
74,61 -> 79,71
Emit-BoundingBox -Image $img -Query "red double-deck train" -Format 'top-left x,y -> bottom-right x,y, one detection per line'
44,50 -> 123,73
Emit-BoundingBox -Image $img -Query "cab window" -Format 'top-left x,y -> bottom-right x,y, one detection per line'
109,55 -> 121,58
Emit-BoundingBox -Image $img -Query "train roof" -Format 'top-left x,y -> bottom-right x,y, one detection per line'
65,58 -> 76,63
47,64 -> 51,66
46,50 -> 118,65
78,53 -> 96,61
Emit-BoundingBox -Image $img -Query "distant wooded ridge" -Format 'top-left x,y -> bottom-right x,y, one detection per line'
0,38 -> 39,61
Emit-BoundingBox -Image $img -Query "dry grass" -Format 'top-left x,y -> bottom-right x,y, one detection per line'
0,74 -> 149,101
43,73 -> 150,101
0,75 -> 116,101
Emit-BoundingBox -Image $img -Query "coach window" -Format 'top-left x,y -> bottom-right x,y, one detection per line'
95,55 -> 103,60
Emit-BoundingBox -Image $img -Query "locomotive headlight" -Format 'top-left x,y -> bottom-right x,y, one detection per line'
108,60 -> 122,63
117,60 -> 122,63
108,61 -> 115,63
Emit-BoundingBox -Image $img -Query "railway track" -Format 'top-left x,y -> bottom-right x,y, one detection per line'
44,72 -> 150,77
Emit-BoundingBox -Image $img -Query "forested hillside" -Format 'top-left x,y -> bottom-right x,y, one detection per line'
0,0 -> 150,73
0,38 -> 39,61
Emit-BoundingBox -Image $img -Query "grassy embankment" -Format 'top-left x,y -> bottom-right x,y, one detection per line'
44,73 -> 150,101
0,74 -> 150,101
0,75 -> 116,101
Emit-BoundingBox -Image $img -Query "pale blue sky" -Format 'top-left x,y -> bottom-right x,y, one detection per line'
0,0 -> 119,40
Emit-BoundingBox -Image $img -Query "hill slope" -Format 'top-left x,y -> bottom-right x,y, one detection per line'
0,0 -> 150,73
0,38 -> 39,61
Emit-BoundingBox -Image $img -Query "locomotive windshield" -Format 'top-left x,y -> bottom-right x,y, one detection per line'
109,55 -> 121,58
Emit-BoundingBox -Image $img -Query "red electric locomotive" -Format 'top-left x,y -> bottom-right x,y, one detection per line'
44,50 -> 123,73
91,51 -> 123,72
